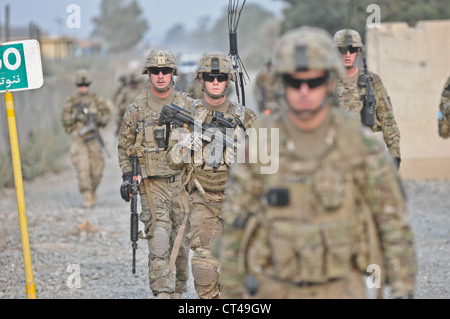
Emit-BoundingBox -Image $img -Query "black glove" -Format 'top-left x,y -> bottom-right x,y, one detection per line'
394,157 -> 401,171
120,172 -> 133,202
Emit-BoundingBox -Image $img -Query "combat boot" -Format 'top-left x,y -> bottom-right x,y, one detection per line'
82,191 -> 93,209
170,293 -> 183,299
90,191 -> 97,206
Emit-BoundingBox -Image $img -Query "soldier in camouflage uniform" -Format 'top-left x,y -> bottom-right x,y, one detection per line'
118,50 -> 193,299
253,60 -> 283,115
115,73 -> 147,135
167,52 -> 258,299
333,29 -> 401,169
61,70 -> 111,209
438,76 -> 450,138
219,26 -> 416,299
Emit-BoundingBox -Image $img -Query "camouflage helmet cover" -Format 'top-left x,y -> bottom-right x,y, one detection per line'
195,52 -> 236,82
73,69 -> 92,86
272,26 -> 345,78
142,50 -> 178,76
333,29 -> 365,52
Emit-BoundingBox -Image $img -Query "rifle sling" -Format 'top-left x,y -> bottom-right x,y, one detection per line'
169,166 -> 192,272
133,127 -> 157,239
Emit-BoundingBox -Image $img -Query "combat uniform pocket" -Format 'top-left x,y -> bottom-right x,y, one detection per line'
144,151 -> 173,176
269,223 -> 298,281
322,221 -> 353,279
295,227 -> 326,283
269,223 -> 326,283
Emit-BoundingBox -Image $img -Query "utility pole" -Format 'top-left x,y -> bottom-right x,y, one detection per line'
5,4 -> 10,42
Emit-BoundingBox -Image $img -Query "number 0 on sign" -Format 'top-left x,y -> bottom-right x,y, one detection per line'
0,39 -> 44,93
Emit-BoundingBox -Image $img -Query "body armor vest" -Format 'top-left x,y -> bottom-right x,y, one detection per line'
138,92 -> 192,177
246,110 -> 371,283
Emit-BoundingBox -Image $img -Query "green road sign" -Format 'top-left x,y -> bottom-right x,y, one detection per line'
0,40 -> 44,93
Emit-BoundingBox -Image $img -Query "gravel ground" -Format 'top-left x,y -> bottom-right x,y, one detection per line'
0,136 -> 449,299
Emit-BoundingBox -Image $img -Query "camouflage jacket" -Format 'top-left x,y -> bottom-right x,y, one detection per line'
335,70 -> 401,158
116,85 -> 147,117
219,108 -> 416,298
167,98 -> 258,193
438,76 -> 450,139
61,92 -> 110,136
117,90 -> 193,176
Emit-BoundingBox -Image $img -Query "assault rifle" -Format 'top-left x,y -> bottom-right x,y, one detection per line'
75,102 -> 110,158
158,103 -> 240,170
130,155 -> 139,275
358,58 -> 376,127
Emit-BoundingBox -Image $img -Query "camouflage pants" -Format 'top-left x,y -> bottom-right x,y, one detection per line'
70,135 -> 104,194
187,190 -> 224,299
247,269 -> 366,299
139,174 -> 190,295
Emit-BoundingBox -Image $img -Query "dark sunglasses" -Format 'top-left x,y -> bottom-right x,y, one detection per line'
148,67 -> 173,75
338,46 -> 359,54
283,74 -> 329,89
77,84 -> 90,88
203,73 -> 229,83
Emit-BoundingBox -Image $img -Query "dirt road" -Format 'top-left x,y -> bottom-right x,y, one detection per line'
0,125 -> 449,299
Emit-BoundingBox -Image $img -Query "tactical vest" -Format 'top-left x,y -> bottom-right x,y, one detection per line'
190,100 -> 248,193
64,93 -> 102,135
335,71 -> 382,131
136,92 -> 192,177
244,110 -> 372,284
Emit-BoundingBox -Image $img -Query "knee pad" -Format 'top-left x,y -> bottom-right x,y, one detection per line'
148,227 -> 170,259
192,261 -> 218,287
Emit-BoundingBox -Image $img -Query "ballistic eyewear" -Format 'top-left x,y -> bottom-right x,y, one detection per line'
148,67 -> 173,75
338,46 -> 359,54
283,74 -> 329,89
203,73 -> 229,83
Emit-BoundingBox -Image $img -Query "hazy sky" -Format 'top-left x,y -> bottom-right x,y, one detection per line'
0,0 -> 286,42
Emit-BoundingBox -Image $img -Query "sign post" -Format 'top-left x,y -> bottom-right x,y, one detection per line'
1,39 -> 44,299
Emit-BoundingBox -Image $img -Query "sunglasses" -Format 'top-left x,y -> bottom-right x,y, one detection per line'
148,67 -> 173,75
283,74 -> 329,89
77,84 -> 90,88
338,46 -> 359,54
203,73 -> 229,83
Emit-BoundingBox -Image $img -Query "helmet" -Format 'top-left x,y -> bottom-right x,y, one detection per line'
73,69 -> 92,86
333,29 -> 365,52
142,50 -> 178,76
272,26 -> 345,78
194,52 -> 236,82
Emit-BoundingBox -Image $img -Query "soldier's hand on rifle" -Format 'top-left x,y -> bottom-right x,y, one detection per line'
179,132 -> 203,152
120,172 -> 133,202
73,111 -> 87,123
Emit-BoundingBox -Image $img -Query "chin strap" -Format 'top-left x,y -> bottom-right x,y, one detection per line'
289,95 -> 330,118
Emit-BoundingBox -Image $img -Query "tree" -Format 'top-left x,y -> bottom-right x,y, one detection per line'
91,0 -> 149,52
280,0 -> 450,42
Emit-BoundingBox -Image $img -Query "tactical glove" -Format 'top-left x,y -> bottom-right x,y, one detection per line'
120,172 -> 133,202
